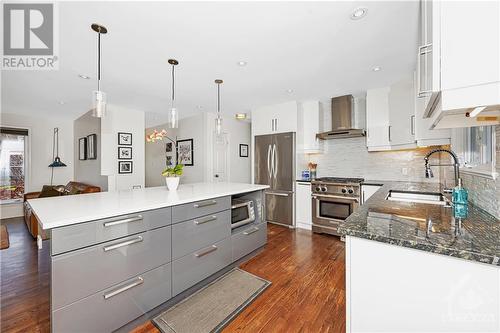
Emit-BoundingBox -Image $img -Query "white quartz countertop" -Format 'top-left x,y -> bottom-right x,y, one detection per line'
28,182 -> 269,230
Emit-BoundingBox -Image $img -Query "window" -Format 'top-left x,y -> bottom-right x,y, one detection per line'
0,128 -> 28,203
452,125 -> 496,178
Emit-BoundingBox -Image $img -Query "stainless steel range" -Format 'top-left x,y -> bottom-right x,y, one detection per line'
311,177 -> 364,236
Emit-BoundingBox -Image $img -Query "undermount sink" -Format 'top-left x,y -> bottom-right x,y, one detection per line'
385,190 -> 450,206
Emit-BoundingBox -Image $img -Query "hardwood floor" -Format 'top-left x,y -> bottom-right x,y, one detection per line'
0,221 -> 345,333
132,224 -> 346,333
0,217 -> 50,333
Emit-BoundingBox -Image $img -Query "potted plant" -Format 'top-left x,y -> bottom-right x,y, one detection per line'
161,164 -> 183,190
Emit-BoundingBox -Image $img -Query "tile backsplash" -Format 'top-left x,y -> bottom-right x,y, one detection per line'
297,137 -> 448,184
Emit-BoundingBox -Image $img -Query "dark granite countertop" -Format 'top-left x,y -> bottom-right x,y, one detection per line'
338,181 -> 500,266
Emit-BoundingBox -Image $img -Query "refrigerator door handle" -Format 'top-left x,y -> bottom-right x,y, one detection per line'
270,144 -> 275,180
273,144 -> 278,179
267,144 -> 272,179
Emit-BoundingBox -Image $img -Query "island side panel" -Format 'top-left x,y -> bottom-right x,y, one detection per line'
346,236 -> 500,332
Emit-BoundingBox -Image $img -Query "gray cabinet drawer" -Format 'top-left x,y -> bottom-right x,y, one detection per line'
172,237 -> 232,296
51,207 -> 171,255
172,196 -> 230,223
231,223 -> 267,262
52,225 -> 171,310
172,210 -> 231,260
52,263 -> 171,333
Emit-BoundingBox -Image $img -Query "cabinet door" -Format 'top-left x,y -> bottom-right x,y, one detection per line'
274,101 -> 298,133
366,87 -> 391,150
296,182 -> 312,229
252,108 -> 274,136
388,78 -> 416,147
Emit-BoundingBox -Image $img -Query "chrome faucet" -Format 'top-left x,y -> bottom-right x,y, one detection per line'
424,148 -> 460,193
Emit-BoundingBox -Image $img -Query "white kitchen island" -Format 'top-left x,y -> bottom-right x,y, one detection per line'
29,182 -> 269,333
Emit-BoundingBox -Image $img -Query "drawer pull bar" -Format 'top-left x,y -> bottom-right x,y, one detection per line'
193,200 -> 217,208
103,277 -> 144,300
243,227 -> 259,235
194,245 -> 218,258
103,236 -> 143,252
103,215 -> 143,227
194,215 -> 217,225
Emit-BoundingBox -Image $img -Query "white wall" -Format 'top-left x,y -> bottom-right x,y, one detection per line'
73,111 -> 108,190
145,112 -> 251,186
101,105 -> 145,191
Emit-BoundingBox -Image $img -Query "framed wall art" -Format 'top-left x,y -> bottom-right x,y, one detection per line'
118,147 -> 132,160
87,134 -> 97,159
176,138 -> 193,166
118,161 -> 133,174
79,137 -> 87,160
239,144 -> 249,157
118,132 -> 132,145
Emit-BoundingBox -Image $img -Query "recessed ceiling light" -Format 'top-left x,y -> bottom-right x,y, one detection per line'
286,89 -> 294,94
58,101 -> 65,105
78,74 -> 90,79
196,105 -> 203,109
237,61 -> 247,67
372,66 -> 381,72
351,7 -> 368,20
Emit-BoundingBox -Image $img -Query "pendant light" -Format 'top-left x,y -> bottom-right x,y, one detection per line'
48,128 -> 66,185
168,59 -> 179,128
91,23 -> 108,118
215,79 -> 223,136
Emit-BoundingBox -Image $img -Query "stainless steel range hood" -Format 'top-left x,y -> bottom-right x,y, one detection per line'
316,95 -> 365,140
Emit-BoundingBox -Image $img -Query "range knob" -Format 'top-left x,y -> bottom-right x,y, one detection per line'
341,188 -> 347,194
315,187 -> 321,192
348,189 -> 354,194
321,186 -> 327,192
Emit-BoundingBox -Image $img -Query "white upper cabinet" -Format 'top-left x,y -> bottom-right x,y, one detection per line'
413,72 -> 451,146
297,101 -> 322,154
419,0 -> 500,129
366,79 -> 416,151
252,101 -> 298,136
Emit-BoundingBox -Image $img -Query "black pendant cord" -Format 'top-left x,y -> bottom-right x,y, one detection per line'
50,128 -> 56,185
217,83 -> 221,119
171,64 -> 175,108
97,32 -> 101,91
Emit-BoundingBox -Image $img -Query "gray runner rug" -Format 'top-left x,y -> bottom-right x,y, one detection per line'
152,268 -> 271,333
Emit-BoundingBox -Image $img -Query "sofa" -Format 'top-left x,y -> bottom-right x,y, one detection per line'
24,181 -> 101,239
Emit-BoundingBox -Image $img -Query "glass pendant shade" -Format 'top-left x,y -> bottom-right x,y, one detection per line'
92,90 -> 107,118
215,117 -> 223,136
169,107 -> 178,129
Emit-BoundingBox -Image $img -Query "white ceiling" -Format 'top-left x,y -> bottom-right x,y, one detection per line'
1,1 -> 419,127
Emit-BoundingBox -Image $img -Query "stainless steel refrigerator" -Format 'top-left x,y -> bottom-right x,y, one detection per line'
254,132 -> 295,227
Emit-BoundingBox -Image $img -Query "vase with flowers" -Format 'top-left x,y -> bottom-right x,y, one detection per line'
161,164 -> 183,190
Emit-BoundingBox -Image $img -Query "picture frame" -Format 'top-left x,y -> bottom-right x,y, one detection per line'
118,132 -> 132,146
166,142 -> 173,153
79,137 -> 87,160
87,134 -> 97,160
118,161 -> 133,174
166,155 -> 173,166
118,147 -> 132,160
239,144 -> 249,157
176,138 -> 194,166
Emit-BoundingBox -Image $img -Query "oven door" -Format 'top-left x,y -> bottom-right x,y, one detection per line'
312,194 -> 359,229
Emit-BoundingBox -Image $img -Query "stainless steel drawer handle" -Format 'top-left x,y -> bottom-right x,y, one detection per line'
193,200 -> 217,208
194,215 -> 217,225
243,227 -> 259,235
103,236 -> 143,252
103,215 -> 143,227
103,277 -> 144,300
194,245 -> 218,258
265,192 -> 289,197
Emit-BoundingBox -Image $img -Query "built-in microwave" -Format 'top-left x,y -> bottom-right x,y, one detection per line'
231,199 -> 256,229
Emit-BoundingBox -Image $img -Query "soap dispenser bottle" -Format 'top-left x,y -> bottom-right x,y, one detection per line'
452,178 -> 468,205
452,178 -> 468,218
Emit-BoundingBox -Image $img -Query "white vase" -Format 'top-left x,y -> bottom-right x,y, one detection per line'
165,177 -> 180,191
